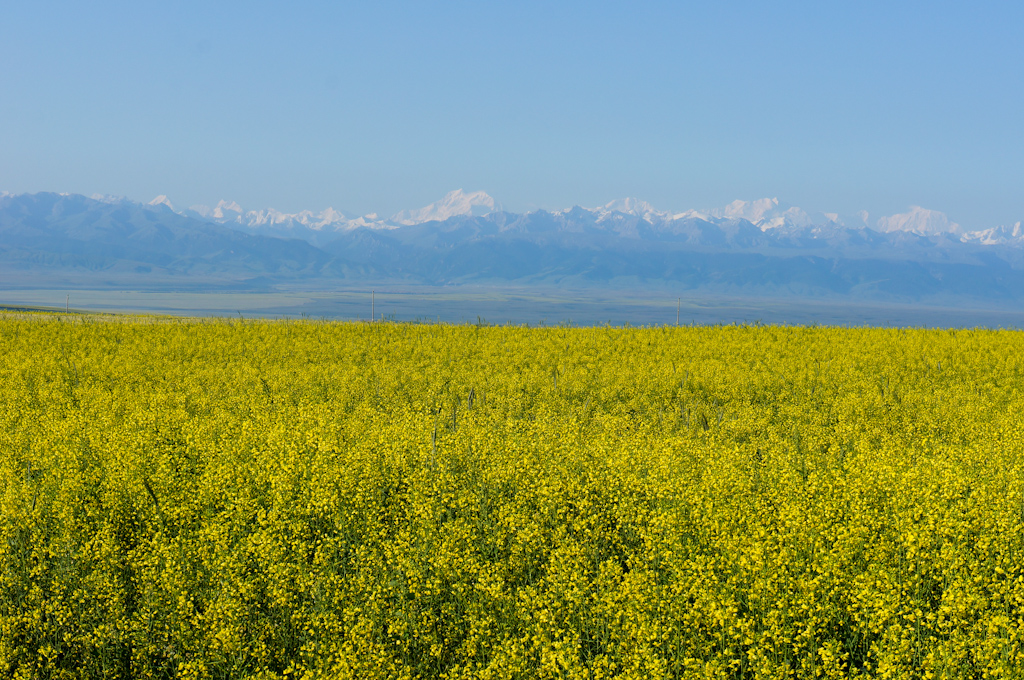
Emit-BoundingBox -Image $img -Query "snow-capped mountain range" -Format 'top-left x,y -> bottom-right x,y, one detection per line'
6,189 -> 1024,304
151,190 -> 503,245
142,189 -> 1023,248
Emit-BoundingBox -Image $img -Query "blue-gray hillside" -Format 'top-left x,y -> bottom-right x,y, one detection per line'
3,192 -> 1024,305
320,211 -> 1024,303
0,193 -> 329,282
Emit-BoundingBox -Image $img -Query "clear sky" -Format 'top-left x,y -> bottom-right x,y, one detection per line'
2,1 -> 1022,227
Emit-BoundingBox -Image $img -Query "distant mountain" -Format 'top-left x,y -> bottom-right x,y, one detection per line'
4,190 -> 1024,306
0,192 -> 330,285
178,190 -> 1024,249
391,189 -> 499,225
316,208 -> 1024,300
876,206 -> 962,236
182,189 -> 500,246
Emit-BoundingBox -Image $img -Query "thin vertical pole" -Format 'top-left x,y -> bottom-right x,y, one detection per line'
371,290 -> 374,322
676,298 -> 680,327
66,294 -> 69,314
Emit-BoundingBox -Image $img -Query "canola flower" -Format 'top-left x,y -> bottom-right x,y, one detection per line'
1,313 -> 1023,679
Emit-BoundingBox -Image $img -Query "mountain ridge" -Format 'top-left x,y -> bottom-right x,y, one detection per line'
168,190 -> 1024,247
4,190 -> 1024,307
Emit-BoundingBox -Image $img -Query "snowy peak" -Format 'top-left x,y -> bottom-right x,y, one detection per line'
711,198 -> 780,223
593,197 -> 675,224
188,199 -> 245,220
962,221 -> 1024,245
182,200 -> 367,242
89,193 -> 128,205
876,206 -> 961,236
601,197 -> 657,216
212,200 -> 244,220
705,198 -> 819,231
392,189 -> 499,225
852,210 -> 871,228
137,189 -> 1024,249
242,206 -> 357,230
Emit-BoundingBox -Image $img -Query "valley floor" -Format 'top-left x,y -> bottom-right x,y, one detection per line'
4,285 -> 1024,328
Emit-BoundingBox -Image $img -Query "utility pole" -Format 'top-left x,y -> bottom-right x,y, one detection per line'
676,298 -> 680,327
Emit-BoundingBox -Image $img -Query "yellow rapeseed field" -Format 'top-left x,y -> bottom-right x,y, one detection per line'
2,314 -> 1023,679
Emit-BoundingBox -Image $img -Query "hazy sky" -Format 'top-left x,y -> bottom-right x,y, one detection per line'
2,1 -> 1023,227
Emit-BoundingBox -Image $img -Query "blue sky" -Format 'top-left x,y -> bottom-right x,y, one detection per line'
2,1 -> 1022,227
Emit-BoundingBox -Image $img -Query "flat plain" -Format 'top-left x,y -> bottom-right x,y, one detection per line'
5,286 -> 1024,328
